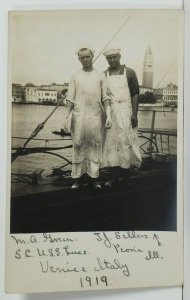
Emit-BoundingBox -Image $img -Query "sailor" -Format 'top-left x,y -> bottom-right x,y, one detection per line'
63,46 -> 112,190
102,48 -> 142,187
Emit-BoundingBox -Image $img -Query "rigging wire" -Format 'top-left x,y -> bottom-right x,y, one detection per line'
93,16 -> 131,64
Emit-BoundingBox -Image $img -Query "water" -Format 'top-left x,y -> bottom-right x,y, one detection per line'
11,103 -> 177,175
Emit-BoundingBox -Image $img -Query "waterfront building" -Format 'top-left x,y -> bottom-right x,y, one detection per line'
49,83 -> 68,103
25,85 -> 57,103
24,86 -> 38,102
37,89 -> 57,103
12,84 -> 24,102
50,83 -> 69,94
142,46 -> 153,88
154,82 -> 178,107
40,83 -> 68,95
39,83 -> 68,103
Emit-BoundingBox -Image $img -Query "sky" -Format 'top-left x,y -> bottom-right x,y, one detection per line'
10,10 -> 182,88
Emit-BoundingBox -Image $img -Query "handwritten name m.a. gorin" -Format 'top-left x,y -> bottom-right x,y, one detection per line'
40,260 -> 87,273
94,257 -> 130,277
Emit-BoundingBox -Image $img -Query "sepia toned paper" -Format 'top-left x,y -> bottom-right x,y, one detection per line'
6,9 -> 184,294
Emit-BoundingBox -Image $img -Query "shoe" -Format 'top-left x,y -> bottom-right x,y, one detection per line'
105,167 -> 121,188
121,169 -> 130,187
93,181 -> 102,190
105,179 -> 118,188
89,178 -> 101,190
105,181 -> 114,188
71,180 -> 81,190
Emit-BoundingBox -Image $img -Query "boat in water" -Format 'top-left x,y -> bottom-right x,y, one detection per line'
52,128 -> 71,137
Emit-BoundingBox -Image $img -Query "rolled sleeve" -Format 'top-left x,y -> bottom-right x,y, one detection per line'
67,76 -> 76,104
100,73 -> 111,103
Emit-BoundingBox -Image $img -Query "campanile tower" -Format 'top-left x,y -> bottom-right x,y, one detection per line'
142,46 -> 153,88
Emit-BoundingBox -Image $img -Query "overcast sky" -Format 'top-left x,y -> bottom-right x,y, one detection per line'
10,10 -> 182,88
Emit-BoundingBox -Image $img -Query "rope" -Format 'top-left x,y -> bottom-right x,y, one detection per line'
12,136 -> 71,141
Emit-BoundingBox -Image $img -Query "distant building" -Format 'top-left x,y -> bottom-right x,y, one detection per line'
25,85 -> 57,103
37,89 -> 57,103
39,83 -> 68,103
154,82 -> 178,106
14,82 -> 68,104
139,85 -> 154,95
142,46 -> 153,88
40,83 -> 68,94
49,83 -> 68,103
12,84 -> 24,102
50,83 -> 69,94
25,86 -> 38,102
39,85 -> 52,91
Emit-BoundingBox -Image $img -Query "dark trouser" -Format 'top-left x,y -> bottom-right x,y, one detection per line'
110,167 -> 130,186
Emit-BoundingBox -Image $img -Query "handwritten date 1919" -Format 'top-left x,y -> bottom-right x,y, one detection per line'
80,276 -> 109,288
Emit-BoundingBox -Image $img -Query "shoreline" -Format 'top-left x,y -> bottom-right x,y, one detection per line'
12,101 -> 65,107
12,101 -> 177,110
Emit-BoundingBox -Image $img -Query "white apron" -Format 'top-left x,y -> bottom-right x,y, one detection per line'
102,68 -> 142,169
67,69 -> 107,178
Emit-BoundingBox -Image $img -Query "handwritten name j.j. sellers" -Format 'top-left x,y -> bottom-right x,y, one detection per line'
40,257 -> 130,277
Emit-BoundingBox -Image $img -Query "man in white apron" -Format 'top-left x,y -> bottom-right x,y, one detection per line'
102,48 -> 142,187
63,46 -> 112,190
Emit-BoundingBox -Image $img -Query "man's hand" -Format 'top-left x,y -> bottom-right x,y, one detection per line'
131,115 -> 138,128
105,117 -> 112,129
63,117 -> 69,132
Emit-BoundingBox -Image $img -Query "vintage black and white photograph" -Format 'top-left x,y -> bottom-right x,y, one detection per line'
10,10 -> 182,234
5,9 -> 184,294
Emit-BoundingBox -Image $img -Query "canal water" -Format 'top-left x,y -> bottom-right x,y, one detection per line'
11,103 -> 177,175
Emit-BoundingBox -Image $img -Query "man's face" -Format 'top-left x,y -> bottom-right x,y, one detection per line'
78,49 -> 94,68
106,54 -> 121,68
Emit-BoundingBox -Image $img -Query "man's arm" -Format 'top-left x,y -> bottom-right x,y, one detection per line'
101,73 -> 112,128
65,100 -> 74,119
63,75 -> 75,131
62,100 -> 74,132
103,99 -> 112,128
126,67 -> 139,128
131,94 -> 139,128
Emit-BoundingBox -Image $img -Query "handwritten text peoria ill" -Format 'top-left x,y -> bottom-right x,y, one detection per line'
94,231 -> 163,259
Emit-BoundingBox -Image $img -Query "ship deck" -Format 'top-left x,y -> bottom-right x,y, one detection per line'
10,158 -> 177,234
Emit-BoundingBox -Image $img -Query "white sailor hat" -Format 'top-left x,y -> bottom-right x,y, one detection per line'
76,45 -> 95,55
103,48 -> 121,56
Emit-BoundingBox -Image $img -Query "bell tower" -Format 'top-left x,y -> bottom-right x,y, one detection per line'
142,46 -> 153,88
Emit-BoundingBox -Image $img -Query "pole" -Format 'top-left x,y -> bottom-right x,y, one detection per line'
23,95 -> 67,148
147,110 -> 156,152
